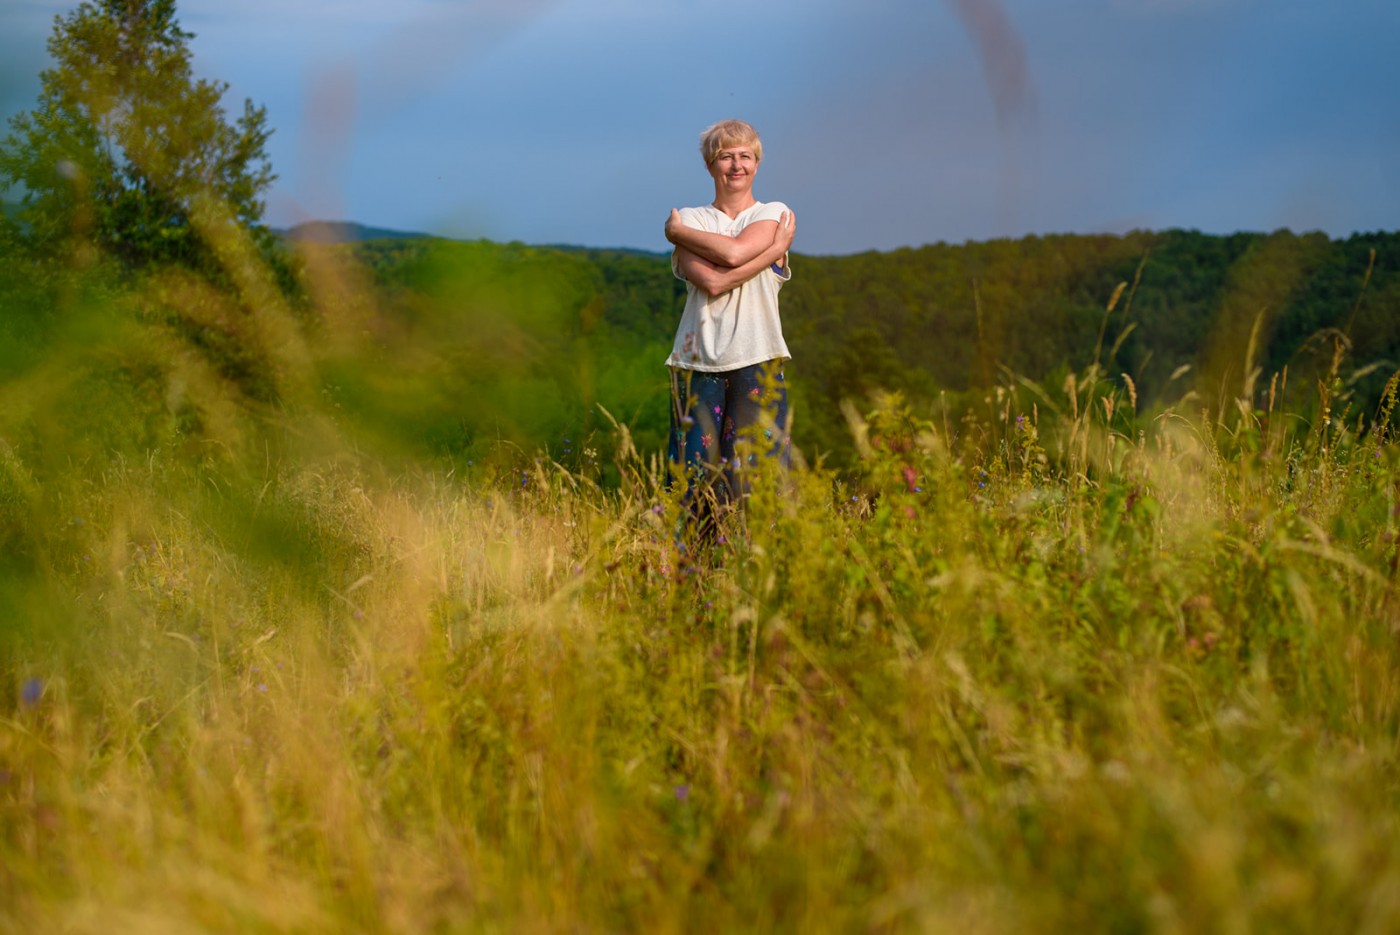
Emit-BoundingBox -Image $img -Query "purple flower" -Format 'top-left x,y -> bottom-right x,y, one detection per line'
674,784 -> 690,802
21,678 -> 43,706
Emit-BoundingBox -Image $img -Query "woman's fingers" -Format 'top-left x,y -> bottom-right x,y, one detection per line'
775,210 -> 796,250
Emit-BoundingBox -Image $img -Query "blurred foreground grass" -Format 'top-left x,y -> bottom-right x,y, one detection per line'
2,241 -> 1399,933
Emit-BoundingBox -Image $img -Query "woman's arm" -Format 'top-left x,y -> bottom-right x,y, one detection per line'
676,211 -> 794,297
666,208 -> 778,268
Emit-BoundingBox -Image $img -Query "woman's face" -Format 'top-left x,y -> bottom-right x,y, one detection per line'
708,144 -> 759,194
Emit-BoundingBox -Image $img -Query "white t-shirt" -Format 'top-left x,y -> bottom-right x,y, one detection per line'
666,200 -> 793,372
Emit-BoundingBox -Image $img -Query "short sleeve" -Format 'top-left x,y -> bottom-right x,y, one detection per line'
676,206 -> 706,229
751,201 -> 790,224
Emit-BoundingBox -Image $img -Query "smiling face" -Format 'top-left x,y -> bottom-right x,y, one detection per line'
708,144 -> 760,196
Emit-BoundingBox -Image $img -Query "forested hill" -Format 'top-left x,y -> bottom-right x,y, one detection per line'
782,229 -> 1398,456
347,228 -> 1399,464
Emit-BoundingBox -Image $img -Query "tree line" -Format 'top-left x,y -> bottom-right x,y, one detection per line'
341,229 -> 1398,468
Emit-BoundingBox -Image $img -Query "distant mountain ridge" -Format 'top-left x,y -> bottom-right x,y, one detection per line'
277,220 -> 666,257
277,220 -> 434,243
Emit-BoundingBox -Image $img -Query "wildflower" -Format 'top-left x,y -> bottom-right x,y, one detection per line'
675,784 -> 690,803
21,678 -> 43,706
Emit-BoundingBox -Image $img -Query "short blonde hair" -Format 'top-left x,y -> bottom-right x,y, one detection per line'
699,120 -> 763,166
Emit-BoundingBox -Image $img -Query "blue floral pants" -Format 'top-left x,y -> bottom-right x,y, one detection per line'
668,360 -> 790,509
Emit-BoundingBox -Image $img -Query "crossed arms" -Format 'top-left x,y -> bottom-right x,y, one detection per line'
666,208 -> 795,298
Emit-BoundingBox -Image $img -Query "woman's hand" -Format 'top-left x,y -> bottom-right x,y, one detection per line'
772,210 -> 796,256
664,209 -> 687,245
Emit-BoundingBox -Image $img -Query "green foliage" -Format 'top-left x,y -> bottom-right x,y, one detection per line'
314,228 -> 1400,476
780,229 -> 1399,466
0,0 -> 287,287
322,239 -> 675,467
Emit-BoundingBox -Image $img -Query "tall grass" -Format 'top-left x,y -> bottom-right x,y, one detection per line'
2,243 -> 1399,933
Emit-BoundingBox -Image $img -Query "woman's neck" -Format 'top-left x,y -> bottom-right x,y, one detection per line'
711,191 -> 757,219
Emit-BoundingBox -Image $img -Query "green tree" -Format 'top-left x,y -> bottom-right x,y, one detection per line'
0,0 -> 282,282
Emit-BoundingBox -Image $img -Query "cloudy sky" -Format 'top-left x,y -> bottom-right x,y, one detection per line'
2,0 -> 1397,255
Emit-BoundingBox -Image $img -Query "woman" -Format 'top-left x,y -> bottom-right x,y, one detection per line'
665,119 -> 796,536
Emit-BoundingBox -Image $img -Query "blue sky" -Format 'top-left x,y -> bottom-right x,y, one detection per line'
2,0 -> 1397,255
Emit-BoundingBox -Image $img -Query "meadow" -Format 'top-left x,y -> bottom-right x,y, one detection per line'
2,235 -> 1399,934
